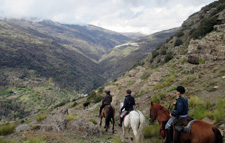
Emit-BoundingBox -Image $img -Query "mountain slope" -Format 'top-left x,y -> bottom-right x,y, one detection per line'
100,28 -> 178,80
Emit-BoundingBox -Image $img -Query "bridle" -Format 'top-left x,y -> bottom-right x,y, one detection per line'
150,107 -> 169,121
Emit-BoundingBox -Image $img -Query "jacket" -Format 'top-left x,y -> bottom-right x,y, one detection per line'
171,96 -> 188,117
121,94 -> 135,112
102,94 -> 112,105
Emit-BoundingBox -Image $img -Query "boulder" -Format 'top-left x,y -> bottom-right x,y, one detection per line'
39,107 -> 68,132
16,124 -> 31,132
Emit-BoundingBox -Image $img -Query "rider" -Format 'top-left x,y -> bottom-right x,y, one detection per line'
118,89 -> 135,127
165,86 -> 188,143
98,90 -> 112,117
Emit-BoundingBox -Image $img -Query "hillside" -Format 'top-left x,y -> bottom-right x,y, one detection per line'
100,28 -> 178,80
0,1 -> 224,142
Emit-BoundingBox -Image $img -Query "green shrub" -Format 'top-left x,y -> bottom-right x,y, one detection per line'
174,39 -> 183,47
88,119 -> 97,125
166,85 -> 177,93
66,114 -> 77,121
144,123 -> 160,138
164,51 -> 174,63
189,96 -> 203,108
0,124 -> 15,135
112,137 -> 123,143
140,73 -> 149,80
176,31 -> 184,37
24,137 -> 46,143
190,104 -> 213,120
213,99 -> 225,123
71,102 -> 78,107
151,95 -> 160,103
127,80 -> 135,86
135,90 -> 143,97
191,17 -> 218,39
182,75 -> 198,85
152,51 -> 159,59
0,138 -> 16,143
199,58 -> 205,64
87,91 -> 103,103
180,57 -> 186,64
36,114 -> 47,122
160,49 -> 167,55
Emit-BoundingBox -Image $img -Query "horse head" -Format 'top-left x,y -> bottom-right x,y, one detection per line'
149,102 -> 169,123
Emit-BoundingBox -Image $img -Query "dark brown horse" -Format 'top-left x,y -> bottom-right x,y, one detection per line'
100,105 -> 115,133
149,102 -> 223,143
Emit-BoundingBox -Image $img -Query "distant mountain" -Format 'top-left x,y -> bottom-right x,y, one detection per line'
0,19 -> 131,92
121,32 -> 147,39
99,28 -> 178,80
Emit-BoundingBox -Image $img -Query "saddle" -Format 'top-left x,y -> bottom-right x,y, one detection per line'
173,116 -> 196,142
174,116 -> 195,133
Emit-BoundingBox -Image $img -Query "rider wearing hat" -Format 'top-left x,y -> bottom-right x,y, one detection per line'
118,89 -> 135,127
165,86 -> 188,143
98,90 -> 112,117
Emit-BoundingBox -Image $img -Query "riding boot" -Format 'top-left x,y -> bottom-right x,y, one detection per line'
118,117 -> 123,127
166,128 -> 173,143
98,109 -> 102,117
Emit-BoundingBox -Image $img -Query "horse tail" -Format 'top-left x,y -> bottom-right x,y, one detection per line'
106,106 -> 113,128
212,127 -> 223,143
135,111 -> 145,143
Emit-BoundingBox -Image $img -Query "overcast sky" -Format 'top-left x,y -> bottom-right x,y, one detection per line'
0,0 -> 216,34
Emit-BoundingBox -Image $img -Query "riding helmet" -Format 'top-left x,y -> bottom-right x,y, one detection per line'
105,90 -> 110,95
176,86 -> 185,94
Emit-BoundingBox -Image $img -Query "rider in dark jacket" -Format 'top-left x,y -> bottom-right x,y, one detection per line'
165,86 -> 188,143
98,90 -> 112,117
118,89 -> 135,127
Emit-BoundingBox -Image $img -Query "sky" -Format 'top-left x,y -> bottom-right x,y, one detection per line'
0,0 -> 217,34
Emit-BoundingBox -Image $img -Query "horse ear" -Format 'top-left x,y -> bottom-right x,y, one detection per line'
159,105 -> 163,109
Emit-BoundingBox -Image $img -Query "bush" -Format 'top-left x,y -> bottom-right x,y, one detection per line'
144,123 -> 160,138
66,114 -> 77,121
36,113 -> 47,122
189,96 -> 203,108
191,17 -> 218,39
213,99 -> 225,123
160,49 -> 167,55
127,80 -> 135,86
140,73 -> 150,80
174,39 -> 183,47
112,137 -> 123,143
0,138 -> 16,143
176,31 -> 184,37
152,51 -> 159,59
0,124 -> 15,135
88,119 -> 97,125
190,104 -> 213,120
24,137 -> 46,143
164,51 -> 173,63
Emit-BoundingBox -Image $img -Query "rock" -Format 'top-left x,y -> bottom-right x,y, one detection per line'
39,107 -> 68,132
16,124 -> 31,132
67,119 -> 100,136
187,55 -> 199,64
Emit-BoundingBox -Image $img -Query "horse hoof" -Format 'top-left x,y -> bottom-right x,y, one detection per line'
130,137 -> 133,141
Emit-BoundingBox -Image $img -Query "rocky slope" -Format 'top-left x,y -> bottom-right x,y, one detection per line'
1,1 -> 225,143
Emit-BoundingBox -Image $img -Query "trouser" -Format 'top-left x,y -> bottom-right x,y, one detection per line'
165,116 -> 177,129
99,104 -> 106,115
120,110 -> 128,118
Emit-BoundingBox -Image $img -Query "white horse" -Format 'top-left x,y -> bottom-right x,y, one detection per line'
119,103 -> 145,143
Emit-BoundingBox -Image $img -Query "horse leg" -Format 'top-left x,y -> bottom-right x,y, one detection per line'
122,125 -> 126,142
100,117 -> 102,126
112,117 -> 115,133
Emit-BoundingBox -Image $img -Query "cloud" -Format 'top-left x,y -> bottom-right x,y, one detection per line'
0,0 -> 216,34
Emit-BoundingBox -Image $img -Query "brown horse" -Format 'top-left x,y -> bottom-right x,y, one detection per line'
149,102 -> 223,143
100,105 -> 115,133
